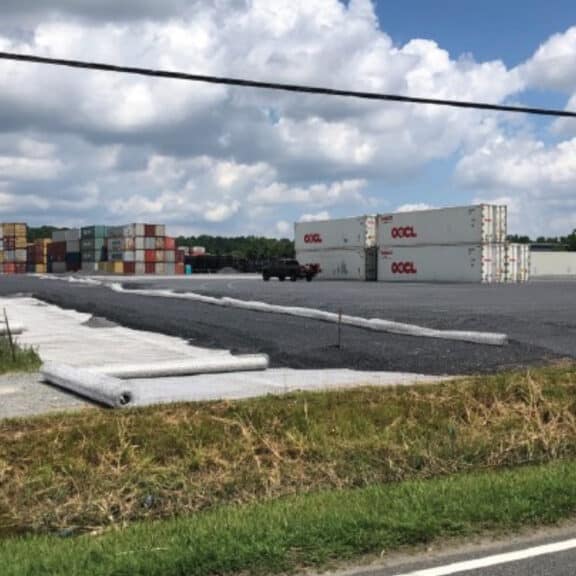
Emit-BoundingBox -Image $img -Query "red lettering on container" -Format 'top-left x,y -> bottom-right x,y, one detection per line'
391,226 -> 417,239
304,233 -> 322,244
391,262 -> 418,274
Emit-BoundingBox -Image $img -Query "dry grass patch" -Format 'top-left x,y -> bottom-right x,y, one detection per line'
1,363 -> 575,537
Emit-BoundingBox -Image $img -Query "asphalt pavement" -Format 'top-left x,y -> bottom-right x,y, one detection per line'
0,275 -> 572,375
326,526 -> 576,576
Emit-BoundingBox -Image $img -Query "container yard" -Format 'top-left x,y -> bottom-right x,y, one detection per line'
0,222 -> 185,275
295,204 -> 531,283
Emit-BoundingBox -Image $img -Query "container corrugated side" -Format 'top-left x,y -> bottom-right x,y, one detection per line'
377,244 -> 502,283
294,216 -> 376,252
377,205 -> 507,247
297,248 -> 367,280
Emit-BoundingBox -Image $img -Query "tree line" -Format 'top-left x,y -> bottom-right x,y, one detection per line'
508,231 -> 576,251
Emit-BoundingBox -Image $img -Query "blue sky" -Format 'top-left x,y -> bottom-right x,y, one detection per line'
375,0 -> 576,67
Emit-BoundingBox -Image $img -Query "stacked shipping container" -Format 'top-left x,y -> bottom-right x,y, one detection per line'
376,205 -> 509,283
294,216 -> 377,280
50,229 -> 81,273
0,223 -> 27,274
101,224 -> 184,275
26,239 -> 51,274
295,205 -> 530,284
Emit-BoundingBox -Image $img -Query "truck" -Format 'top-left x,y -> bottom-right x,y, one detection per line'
262,259 -> 320,282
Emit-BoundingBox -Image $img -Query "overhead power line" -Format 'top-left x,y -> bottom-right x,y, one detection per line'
1,51 -> 575,119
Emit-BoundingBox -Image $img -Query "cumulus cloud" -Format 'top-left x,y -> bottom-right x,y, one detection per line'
456,134 -> 576,235
0,0 -> 571,236
299,211 -> 332,222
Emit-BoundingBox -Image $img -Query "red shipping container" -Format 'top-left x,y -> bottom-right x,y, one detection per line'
175,263 -> 185,275
4,237 -> 15,250
123,262 -> 135,275
145,250 -> 156,263
176,249 -> 185,263
145,262 -> 155,274
15,263 -> 26,274
165,237 -> 176,250
4,263 -> 15,274
144,224 -> 156,237
48,241 -> 67,262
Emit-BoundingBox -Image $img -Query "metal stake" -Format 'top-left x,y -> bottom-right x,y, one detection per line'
3,308 -> 16,362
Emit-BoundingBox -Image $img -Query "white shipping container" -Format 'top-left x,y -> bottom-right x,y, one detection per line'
135,250 -> 145,263
144,237 -> 156,250
295,216 -> 376,252
155,225 -> 166,237
15,249 -> 27,263
165,251 -> 176,263
519,245 -> 531,282
165,263 -> 176,275
134,223 -> 145,237
530,251 -> 576,277
297,248 -> 368,281
53,229 -> 81,242
123,251 -> 135,263
505,243 -> 530,283
377,205 -> 507,247
377,244 -> 504,283
66,241 -> 80,253
135,262 -> 146,275
135,237 -> 145,250
155,262 -> 165,275
0,225 -> 3,237
4,251 -> 14,262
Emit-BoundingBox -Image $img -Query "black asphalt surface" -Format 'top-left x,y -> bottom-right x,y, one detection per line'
335,528 -> 576,576
0,275 -> 573,375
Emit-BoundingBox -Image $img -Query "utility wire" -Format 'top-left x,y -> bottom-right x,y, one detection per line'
1,51 -> 575,119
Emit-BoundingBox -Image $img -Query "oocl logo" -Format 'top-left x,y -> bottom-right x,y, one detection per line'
391,262 -> 417,275
304,233 -> 322,244
391,226 -> 417,239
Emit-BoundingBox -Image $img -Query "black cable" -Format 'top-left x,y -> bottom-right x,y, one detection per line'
1,50 -> 575,118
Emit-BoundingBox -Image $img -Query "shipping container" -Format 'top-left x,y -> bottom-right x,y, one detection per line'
144,237 -> 156,250
155,250 -> 164,262
135,237 -> 145,251
51,262 -> 67,274
155,225 -> 166,237
53,229 -> 81,242
66,241 -> 80,253
377,205 -> 507,247
135,250 -> 145,262
295,216 -> 377,252
530,251 -> 576,277
155,262 -> 165,275
81,262 -> 99,273
165,263 -> 176,275
144,224 -> 156,237
165,250 -> 176,263
145,262 -> 155,274
165,237 -> 176,250
81,225 -> 107,239
135,262 -> 146,275
155,237 -> 165,250
297,248 -> 369,281
377,244 -> 505,283
123,262 -> 136,275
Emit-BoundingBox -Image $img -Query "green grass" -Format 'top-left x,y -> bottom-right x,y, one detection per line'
0,335 -> 41,375
3,459 -> 576,576
1,364 -> 576,539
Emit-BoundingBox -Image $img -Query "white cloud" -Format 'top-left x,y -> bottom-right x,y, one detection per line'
395,203 -> 435,213
0,0 -> 570,236
456,134 -> 576,235
520,27 -> 576,92
299,211 -> 331,222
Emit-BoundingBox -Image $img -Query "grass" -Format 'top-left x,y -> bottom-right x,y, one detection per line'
1,363 -> 576,539
0,335 -> 41,375
3,460 -> 576,575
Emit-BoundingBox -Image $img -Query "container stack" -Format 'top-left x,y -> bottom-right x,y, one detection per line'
50,229 -> 81,273
376,205 -> 509,283
103,224 -> 183,275
1,223 -> 28,274
294,216 -> 377,280
26,239 -> 51,274
81,226 -> 107,273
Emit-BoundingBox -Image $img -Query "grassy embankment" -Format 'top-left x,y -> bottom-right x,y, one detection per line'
0,333 -> 41,375
1,364 -> 576,574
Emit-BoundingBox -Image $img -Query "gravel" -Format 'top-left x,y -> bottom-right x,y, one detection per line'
0,276 -> 567,376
